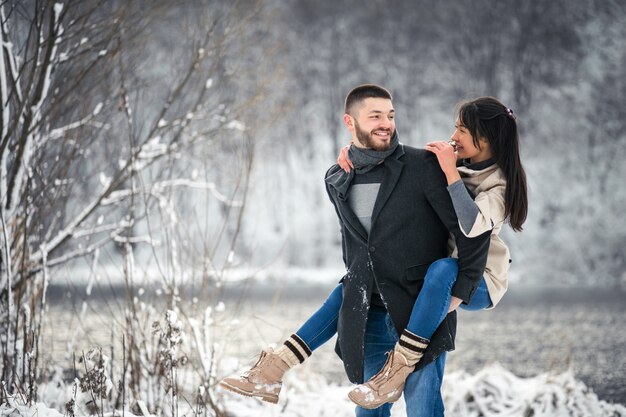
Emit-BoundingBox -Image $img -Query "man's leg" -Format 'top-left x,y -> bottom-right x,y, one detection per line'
349,259 -> 456,409
403,352 -> 447,417
355,306 -> 398,417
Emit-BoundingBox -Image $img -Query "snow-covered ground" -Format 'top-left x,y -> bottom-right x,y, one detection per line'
3,364 -> 625,417
217,363 -> 626,417
20,280 -> 625,417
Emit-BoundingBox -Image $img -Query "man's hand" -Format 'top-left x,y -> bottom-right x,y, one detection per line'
448,295 -> 463,313
337,144 -> 353,172
425,141 -> 461,185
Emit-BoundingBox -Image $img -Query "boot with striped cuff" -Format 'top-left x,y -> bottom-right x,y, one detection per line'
348,330 -> 429,409
218,334 -> 311,404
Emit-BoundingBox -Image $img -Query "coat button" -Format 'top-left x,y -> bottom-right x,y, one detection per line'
369,246 -> 376,253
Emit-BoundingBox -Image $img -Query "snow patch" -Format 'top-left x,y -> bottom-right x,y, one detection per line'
99,172 -> 111,188
443,363 -> 626,417
92,102 -> 103,115
226,120 -> 246,131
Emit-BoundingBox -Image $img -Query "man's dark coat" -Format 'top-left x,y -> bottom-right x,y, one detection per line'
325,144 -> 490,384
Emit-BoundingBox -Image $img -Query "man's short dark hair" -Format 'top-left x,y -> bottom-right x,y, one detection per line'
344,84 -> 393,116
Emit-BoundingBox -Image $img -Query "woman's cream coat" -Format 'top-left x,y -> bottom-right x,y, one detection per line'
449,163 -> 510,308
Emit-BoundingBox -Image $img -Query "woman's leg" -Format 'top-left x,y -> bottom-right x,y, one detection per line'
459,278 -> 491,311
219,283 -> 343,403
276,283 -> 343,366
294,283 -> 343,350
398,258 -> 491,366
405,258 -> 459,339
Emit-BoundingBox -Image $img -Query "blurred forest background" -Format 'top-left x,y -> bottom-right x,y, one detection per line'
242,0 -> 626,286
1,0 -> 625,414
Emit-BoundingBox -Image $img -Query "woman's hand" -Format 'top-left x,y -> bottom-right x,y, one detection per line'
425,141 -> 461,185
337,144 -> 353,173
448,296 -> 463,313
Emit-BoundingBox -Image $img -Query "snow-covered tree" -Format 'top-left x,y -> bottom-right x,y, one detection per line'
0,0 -> 276,407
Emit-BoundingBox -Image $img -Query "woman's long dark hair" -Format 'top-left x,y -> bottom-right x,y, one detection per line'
458,97 -> 528,232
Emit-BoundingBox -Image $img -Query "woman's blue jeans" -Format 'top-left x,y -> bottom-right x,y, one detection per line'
406,258 -> 492,339
294,283 -> 343,351
295,258 -> 491,349
293,258 -> 491,415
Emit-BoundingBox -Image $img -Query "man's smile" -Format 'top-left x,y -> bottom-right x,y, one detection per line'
373,129 -> 391,139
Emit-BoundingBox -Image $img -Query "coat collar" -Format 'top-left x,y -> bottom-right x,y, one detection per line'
328,145 -> 405,243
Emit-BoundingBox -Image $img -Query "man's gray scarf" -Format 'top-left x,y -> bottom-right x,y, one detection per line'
325,131 -> 400,201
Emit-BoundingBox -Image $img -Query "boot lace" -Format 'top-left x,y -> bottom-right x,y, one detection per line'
243,350 -> 268,378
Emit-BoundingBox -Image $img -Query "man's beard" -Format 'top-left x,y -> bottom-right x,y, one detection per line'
355,121 -> 393,151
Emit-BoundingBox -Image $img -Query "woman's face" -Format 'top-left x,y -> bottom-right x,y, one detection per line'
450,119 -> 492,163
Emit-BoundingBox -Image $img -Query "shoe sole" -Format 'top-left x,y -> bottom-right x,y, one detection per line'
218,380 -> 279,404
347,389 -> 401,409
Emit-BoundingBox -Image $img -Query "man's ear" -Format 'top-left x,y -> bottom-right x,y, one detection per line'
344,114 -> 354,131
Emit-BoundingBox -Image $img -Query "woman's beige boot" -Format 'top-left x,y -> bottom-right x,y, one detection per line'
348,330 -> 429,409
218,348 -> 289,404
218,334 -> 311,404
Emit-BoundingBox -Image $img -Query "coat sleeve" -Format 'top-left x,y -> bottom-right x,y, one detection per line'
465,187 -> 506,237
325,165 -> 347,266
419,153 -> 490,303
448,181 -> 506,237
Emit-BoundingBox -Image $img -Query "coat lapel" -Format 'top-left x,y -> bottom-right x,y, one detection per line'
371,145 -> 405,227
335,193 -> 368,244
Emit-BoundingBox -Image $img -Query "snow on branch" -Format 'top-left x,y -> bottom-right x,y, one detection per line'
111,231 -> 158,246
71,218 -> 132,239
29,193 -> 103,264
45,108 -> 106,141
101,179 -> 243,207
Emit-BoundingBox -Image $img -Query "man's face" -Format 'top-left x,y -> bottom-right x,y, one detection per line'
349,98 -> 395,151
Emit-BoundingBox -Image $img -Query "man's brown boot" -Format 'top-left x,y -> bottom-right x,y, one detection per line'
219,349 -> 290,404
348,349 -> 415,409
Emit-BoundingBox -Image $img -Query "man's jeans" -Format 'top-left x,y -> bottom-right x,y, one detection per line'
358,304 -> 447,417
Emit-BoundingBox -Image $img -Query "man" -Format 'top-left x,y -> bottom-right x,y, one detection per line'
219,84 -> 490,416
323,84 -> 490,416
